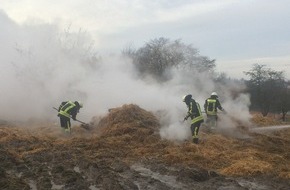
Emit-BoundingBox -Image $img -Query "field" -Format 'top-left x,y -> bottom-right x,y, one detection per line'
0,104 -> 290,190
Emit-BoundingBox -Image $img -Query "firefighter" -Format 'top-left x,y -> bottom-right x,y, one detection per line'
204,92 -> 225,130
183,94 -> 204,144
58,101 -> 83,134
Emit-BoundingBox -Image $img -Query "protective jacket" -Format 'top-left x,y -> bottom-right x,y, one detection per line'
58,101 -> 79,120
185,99 -> 204,124
204,97 -> 223,116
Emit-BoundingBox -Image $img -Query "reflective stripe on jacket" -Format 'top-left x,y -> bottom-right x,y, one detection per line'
58,101 -> 76,118
206,99 -> 217,116
191,102 -> 204,124
186,100 -> 204,124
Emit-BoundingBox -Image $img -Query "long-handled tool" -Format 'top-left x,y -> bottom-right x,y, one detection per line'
53,107 -> 91,130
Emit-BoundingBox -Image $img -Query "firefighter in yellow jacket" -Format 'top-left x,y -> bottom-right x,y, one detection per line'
58,101 -> 83,133
204,92 -> 225,130
183,94 -> 204,144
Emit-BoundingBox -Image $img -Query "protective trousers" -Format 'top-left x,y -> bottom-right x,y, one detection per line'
206,115 -> 217,130
59,115 -> 71,134
190,120 -> 203,144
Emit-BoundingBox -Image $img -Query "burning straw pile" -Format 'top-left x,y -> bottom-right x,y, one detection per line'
96,104 -> 160,139
93,104 -> 290,179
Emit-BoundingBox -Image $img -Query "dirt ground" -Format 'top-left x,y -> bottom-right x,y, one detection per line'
0,104 -> 290,190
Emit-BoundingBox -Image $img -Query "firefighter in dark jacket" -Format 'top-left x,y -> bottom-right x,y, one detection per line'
204,92 -> 225,130
183,94 -> 204,144
58,101 -> 83,133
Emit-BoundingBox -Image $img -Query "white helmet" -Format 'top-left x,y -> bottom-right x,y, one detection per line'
182,94 -> 192,102
211,92 -> 218,97
75,101 -> 83,108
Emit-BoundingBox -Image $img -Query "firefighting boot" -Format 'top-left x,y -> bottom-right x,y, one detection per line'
193,138 -> 199,144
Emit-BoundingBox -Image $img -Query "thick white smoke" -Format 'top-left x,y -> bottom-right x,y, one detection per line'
0,11 -> 252,140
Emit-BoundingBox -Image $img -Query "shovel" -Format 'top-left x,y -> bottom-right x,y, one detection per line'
53,107 -> 91,130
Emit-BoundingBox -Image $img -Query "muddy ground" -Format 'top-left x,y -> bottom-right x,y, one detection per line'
0,104 -> 290,190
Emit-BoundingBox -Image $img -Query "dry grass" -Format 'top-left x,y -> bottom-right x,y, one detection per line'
0,104 -> 290,182
251,112 -> 288,126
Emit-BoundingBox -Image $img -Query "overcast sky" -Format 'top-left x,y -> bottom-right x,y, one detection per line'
1,0 -> 290,79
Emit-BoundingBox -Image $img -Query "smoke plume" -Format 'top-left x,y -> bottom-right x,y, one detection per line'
0,11 -> 252,140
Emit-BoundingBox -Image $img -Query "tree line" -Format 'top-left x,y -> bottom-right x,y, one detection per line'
123,37 -> 290,119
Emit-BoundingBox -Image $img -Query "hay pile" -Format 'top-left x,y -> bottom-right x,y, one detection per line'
84,106 -> 290,179
92,105 -> 290,179
96,104 -> 160,138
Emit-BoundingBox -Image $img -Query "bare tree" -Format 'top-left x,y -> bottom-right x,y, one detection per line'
123,37 -> 215,82
244,64 -> 287,116
280,81 -> 290,121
